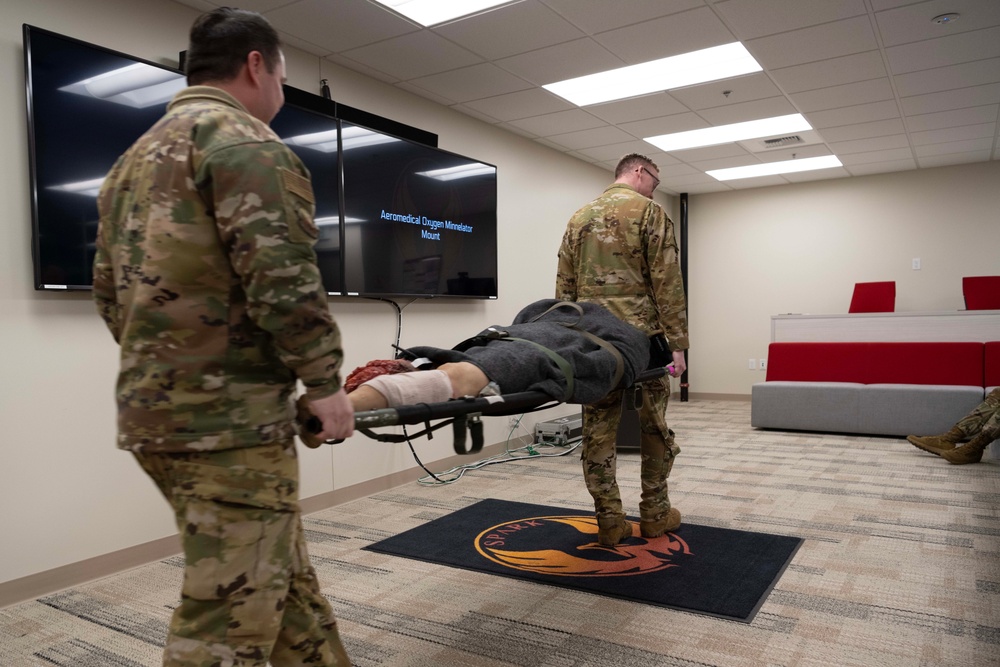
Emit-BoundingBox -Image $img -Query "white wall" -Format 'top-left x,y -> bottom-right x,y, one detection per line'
687,161 -> 1000,396
2,0 -> 996,591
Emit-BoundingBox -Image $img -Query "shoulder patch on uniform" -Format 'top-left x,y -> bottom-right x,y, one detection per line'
280,167 -> 315,204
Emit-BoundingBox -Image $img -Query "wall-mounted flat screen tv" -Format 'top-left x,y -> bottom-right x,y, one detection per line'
23,24 -> 186,290
341,121 -> 498,298
24,25 -> 499,300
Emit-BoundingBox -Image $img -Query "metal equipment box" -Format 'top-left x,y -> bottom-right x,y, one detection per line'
534,413 -> 583,446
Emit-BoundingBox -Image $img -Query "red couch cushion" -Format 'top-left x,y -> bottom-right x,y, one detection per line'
986,342 -> 1000,387
766,342 -> 984,386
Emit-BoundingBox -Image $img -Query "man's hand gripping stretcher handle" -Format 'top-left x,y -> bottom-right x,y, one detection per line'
296,389 -> 354,448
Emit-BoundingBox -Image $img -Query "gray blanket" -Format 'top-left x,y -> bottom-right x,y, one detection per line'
407,299 -> 650,404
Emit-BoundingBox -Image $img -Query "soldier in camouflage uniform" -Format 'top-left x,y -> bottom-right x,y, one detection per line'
907,387 -> 1000,464
556,153 -> 690,546
93,8 -> 353,666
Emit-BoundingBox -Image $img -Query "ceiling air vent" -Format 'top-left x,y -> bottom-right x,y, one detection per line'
762,135 -> 804,148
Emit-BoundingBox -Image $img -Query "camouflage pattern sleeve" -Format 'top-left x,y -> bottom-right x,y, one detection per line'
555,226 -> 579,301
194,139 -> 344,399
644,204 -> 689,351
92,205 -> 122,343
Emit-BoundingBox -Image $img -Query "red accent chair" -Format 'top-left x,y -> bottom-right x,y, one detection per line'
962,276 -> 1000,310
848,281 -> 895,313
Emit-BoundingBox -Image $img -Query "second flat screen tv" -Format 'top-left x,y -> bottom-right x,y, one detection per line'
340,121 -> 498,299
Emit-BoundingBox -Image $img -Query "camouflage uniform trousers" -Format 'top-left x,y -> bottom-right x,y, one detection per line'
955,387 -> 1000,442
581,376 -> 680,522
133,440 -> 351,667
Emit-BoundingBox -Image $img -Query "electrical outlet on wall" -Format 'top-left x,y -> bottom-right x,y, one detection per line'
508,415 -> 520,428
760,358 -> 767,370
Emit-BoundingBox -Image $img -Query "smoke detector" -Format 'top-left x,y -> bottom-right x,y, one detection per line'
932,13 -> 960,25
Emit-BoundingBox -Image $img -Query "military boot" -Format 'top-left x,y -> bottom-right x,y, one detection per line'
906,426 -> 965,456
596,514 -> 632,546
939,432 -> 994,465
640,507 -> 681,538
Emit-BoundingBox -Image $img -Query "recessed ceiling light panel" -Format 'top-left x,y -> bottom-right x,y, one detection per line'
645,113 -> 812,152
543,42 -> 762,107
707,155 -> 843,181
372,0 -> 516,27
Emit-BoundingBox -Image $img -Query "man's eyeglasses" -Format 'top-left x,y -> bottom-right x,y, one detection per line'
641,166 -> 660,188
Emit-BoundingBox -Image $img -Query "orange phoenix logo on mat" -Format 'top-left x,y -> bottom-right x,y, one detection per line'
474,515 -> 691,577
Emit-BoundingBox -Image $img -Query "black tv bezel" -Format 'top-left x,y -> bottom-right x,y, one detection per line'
23,25 -> 499,300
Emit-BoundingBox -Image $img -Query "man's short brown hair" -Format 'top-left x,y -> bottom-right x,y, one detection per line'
185,7 -> 282,85
615,153 -> 658,179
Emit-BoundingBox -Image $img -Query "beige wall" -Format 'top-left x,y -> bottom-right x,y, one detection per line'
687,161 -> 1000,396
1,0 -> 996,594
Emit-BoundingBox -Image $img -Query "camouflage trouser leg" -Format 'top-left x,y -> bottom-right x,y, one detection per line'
582,389 -> 625,519
133,441 -> 351,667
637,377 -> 680,522
957,387 -> 1000,441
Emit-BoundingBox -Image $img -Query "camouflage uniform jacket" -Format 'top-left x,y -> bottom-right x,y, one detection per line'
93,86 -> 344,453
556,183 -> 689,351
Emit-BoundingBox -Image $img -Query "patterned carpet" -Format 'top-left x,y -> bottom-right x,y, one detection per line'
1,399 -> 998,666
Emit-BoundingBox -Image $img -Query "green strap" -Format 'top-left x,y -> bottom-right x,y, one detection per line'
527,301 -> 625,391
505,336 -> 575,402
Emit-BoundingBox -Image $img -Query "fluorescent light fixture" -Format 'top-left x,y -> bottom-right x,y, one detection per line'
646,114 -> 812,152
283,127 -> 400,153
372,0 -> 515,26
706,155 -> 843,181
315,216 -> 365,226
416,163 -> 495,181
48,177 -> 106,197
60,63 -> 185,108
543,42 -> 762,107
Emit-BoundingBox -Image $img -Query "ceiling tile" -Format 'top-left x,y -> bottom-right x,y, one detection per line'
462,88 -> 574,121
698,96 -> 798,124
341,31 -> 482,80
911,122 -> 997,146
669,73 -> 782,110
900,82 -> 1000,115
541,0 -> 702,35
846,157 -> 919,175
619,113 -> 711,139
495,37 -> 625,86
575,141 -> 663,162
918,150 -> 992,167
746,16 -> 878,70
546,125 -> 636,150
715,0 -> 867,40
684,145 -> 757,165
806,100 -> 901,128
769,51 -> 887,94
885,26 -> 1000,74
828,133 -> 911,154
407,63 -> 534,103
783,167 -> 850,183
790,78 -> 894,112
874,0 -> 1000,48
433,1 -> 584,60
894,57 -> 1000,97
915,136 -> 994,156
839,147 -> 916,164
266,0 -> 417,53
819,118 -> 906,142
585,93 -> 690,124
594,6 -> 735,63
905,104 -> 1000,132
507,109 -> 607,136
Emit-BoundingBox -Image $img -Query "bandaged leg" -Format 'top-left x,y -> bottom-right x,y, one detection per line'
361,370 -> 453,407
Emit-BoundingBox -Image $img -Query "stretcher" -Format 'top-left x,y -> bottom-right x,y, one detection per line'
305,366 -> 669,455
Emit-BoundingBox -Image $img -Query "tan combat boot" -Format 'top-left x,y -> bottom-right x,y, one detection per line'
940,432 -> 994,465
596,514 -> 632,546
906,427 -> 965,456
640,507 -> 681,538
